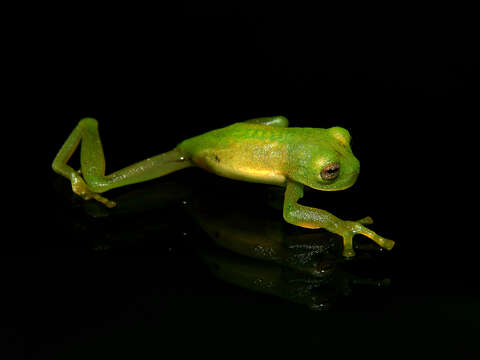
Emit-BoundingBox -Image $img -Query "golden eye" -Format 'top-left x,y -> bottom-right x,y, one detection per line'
321,162 -> 340,180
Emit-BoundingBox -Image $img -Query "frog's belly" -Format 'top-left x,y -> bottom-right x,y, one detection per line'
193,145 -> 286,186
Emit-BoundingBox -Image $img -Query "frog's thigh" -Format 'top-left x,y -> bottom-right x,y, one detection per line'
79,119 -> 191,193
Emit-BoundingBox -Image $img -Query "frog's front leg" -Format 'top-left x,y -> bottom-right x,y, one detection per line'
282,180 -> 394,257
52,118 -> 192,207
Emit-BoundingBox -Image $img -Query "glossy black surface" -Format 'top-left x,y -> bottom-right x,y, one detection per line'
8,11 -> 479,359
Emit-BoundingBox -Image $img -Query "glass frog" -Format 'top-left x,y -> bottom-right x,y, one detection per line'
52,116 -> 394,257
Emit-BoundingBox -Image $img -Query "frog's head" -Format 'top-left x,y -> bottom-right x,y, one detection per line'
289,127 -> 360,191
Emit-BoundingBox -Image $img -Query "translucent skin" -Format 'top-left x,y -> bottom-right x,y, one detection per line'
52,116 -> 394,257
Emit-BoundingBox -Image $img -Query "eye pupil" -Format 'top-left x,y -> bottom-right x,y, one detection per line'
321,163 -> 340,180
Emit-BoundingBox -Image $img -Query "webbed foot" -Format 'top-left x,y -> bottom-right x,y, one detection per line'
339,216 -> 394,257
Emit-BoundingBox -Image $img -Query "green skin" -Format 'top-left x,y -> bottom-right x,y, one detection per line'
52,116 -> 394,257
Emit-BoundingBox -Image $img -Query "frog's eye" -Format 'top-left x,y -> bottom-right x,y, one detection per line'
321,163 -> 340,180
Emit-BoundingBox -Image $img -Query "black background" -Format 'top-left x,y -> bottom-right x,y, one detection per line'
5,6 -> 479,359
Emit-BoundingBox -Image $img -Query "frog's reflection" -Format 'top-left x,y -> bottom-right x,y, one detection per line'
200,245 -> 390,311
188,184 -> 391,310
58,177 -> 391,311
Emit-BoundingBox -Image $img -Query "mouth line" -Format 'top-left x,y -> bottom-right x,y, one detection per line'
313,175 -> 358,191
319,184 -> 353,191
309,182 -> 354,191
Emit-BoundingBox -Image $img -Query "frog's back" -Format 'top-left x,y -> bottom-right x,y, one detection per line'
180,123 -> 269,153
177,122 -> 323,152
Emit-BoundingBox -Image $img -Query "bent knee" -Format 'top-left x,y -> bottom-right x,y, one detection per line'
271,116 -> 289,127
80,117 -> 99,129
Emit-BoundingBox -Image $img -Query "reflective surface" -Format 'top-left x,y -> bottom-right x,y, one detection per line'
10,174 -> 474,358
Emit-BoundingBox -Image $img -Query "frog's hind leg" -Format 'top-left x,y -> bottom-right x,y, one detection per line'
243,116 -> 289,127
52,118 -> 192,207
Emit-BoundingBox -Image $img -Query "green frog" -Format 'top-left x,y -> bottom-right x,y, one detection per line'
52,116 -> 394,257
